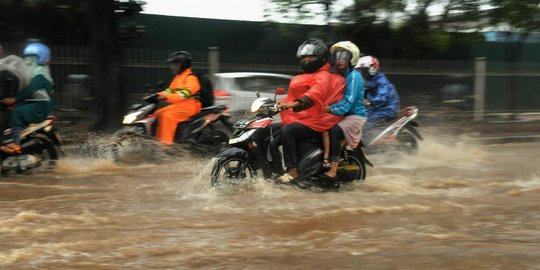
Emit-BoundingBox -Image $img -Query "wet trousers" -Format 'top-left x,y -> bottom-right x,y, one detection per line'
281,122 -> 320,169
154,102 -> 200,145
10,102 -> 49,144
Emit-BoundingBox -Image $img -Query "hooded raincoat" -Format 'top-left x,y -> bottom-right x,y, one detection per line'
9,56 -> 53,131
279,63 -> 345,132
364,71 -> 400,123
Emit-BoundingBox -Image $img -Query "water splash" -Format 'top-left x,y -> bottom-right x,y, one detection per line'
506,174 -> 540,195
370,135 -> 489,170
55,158 -> 124,175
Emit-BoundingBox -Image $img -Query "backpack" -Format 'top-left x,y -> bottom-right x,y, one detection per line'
191,73 -> 214,108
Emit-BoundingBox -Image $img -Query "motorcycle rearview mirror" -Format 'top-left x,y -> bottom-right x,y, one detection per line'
274,87 -> 285,101
155,81 -> 165,91
144,83 -> 153,94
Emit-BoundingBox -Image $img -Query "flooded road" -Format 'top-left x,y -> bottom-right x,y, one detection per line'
1,137 -> 539,269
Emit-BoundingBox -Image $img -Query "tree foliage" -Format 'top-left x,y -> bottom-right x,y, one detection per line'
266,0 -> 538,58
486,0 -> 540,33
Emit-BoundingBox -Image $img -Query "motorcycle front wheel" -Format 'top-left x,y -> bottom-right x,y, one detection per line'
211,156 -> 254,187
111,131 -> 156,164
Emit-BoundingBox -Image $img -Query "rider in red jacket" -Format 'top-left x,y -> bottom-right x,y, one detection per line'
276,38 -> 346,183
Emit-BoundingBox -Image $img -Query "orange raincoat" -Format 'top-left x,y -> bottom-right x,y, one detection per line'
280,63 -> 345,132
155,68 -> 201,145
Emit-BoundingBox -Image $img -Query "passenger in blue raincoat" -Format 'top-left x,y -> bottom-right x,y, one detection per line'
355,55 -> 399,131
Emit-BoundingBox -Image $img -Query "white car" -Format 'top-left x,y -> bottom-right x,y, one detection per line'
210,72 -> 293,114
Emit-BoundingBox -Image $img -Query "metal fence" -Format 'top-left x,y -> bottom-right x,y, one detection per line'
2,42 -> 540,119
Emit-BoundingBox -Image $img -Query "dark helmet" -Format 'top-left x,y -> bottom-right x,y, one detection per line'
296,38 -> 329,73
166,51 -> 192,71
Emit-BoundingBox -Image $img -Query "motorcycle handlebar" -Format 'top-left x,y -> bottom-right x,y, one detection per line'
143,93 -> 159,103
269,103 -> 280,112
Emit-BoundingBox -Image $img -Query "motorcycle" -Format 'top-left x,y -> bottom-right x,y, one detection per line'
210,88 -> 373,189
364,106 -> 423,155
0,116 -> 62,175
113,82 -> 233,160
0,64 -> 62,175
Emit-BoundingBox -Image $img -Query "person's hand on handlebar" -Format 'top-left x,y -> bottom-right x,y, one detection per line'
277,101 -> 300,111
2,98 -> 16,105
157,92 -> 167,100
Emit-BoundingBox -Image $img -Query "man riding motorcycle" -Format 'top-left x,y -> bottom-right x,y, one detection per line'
275,38 -> 345,183
355,56 -> 400,138
1,42 -> 54,154
155,51 -> 202,145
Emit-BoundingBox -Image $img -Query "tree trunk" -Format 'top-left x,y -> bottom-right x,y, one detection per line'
86,0 -> 126,132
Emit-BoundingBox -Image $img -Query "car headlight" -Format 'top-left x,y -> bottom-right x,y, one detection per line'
122,111 -> 143,124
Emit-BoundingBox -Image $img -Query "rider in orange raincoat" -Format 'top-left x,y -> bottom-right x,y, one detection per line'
155,51 -> 201,145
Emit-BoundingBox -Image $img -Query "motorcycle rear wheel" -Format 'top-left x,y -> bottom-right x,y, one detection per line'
337,150 -> 367,182
1,138 -> 61,176
397,131 -> 418,155
194,129 -> 230,154
211,157 -> 254,187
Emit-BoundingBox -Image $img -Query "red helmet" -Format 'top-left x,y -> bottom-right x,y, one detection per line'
355,56 -> 380,76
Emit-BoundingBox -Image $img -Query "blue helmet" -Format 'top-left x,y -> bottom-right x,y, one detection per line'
23,42 -> 51,65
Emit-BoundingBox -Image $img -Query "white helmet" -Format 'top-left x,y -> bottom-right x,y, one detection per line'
330,41 -> 360,67
356,55 -> 380,76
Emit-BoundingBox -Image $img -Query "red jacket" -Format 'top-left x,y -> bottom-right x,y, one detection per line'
280,63 -> 345,132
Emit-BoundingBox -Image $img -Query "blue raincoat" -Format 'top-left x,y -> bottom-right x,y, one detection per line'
364,71 -> 399,123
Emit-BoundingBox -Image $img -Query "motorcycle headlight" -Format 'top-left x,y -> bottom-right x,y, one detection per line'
228,129 -> 256,145
122,111 -> 143,124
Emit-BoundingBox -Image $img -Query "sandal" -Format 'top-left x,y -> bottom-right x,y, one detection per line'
276,173 -> 295,184
322,157 -> 331,172
1,143 -> 21,154
320,172 -> 337,180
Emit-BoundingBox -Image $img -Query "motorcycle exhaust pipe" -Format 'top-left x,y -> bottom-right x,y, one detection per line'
20,138 -> 44,153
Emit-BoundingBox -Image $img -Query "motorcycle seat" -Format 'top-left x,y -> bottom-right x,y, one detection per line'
200,105 -> 227,113
10,115 -> 56,138
183,105 -> 227,124
398,106 -> 417,118
380,107 -> 418,123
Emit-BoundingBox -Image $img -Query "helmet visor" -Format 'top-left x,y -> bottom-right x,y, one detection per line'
359,67 -> 371,79
333,50 -> 352,63
297,44 -> 325,57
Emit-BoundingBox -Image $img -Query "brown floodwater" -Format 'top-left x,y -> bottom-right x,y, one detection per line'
1,136 -> 539,269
